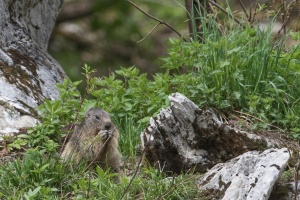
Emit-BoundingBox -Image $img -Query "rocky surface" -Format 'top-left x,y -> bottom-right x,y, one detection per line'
0,0 -> 65,136
198,148 -> 290,200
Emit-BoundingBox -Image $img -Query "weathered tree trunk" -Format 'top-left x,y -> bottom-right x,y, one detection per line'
140,93 -> 284,174
0,0 -> 65,135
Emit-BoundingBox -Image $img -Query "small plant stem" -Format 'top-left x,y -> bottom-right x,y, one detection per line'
61,99 -> 82,152
120,148 -> 146,200
87,174 -> 91,199
126,0 -> 187,42
184,0 -> 202,41
61,68 -> 95,155
294,160 -> 299,200
155,174 -> 199,200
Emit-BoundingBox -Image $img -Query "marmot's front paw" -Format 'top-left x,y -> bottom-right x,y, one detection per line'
99,130 -> 113,141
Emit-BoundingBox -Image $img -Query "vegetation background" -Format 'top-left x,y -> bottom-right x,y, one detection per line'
49,0 -> 186,85
1,0 -> 300,199
49,0 -> 299,86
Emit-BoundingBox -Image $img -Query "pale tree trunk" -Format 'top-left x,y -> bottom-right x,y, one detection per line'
0,0 -> 66,136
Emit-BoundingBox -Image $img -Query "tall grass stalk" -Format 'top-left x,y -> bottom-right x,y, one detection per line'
113,115 -> 143,159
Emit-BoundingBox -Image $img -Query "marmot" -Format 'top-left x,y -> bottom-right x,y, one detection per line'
61,108 -> 121,172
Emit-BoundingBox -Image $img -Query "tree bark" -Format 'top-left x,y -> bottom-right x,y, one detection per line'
140,93 -> 283,174
0,0 -> 65,135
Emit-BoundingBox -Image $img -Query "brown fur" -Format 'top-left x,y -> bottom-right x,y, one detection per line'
61,108 -> 121,172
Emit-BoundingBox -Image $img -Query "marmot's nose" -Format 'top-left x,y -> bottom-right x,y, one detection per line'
103,122 -> 112,130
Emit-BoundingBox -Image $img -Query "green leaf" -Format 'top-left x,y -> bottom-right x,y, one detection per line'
220,60 -> 230,68
17,134 -> 30,139
227,47 -> 241,55
73,80 -> 82,87
209,70 -> 223,76
232,91 -> 241,100
290,31 -> 300,41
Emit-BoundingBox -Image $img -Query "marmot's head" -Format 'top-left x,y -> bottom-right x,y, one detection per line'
82,108 -> 115,137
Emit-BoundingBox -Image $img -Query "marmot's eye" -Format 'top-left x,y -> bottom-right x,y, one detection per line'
95,115 -> 100,120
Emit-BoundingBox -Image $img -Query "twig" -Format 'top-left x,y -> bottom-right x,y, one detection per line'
61,105 -> 82,154
208,0 -> 246,29
61,67 -> 97,157
252,2 -> 259,24
248,0 -> 252,22
126,0 -> 187,42
208,1 -> 224,34
277,0 -> 297,35
137,22 -> 161,43
120,147 -> 146,200
61,98 -> 85,176
61,66 -> 100,175
208,1 -> 217,18
238,0 -> 250,22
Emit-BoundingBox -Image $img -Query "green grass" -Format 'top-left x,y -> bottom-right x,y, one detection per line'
113,115 -> 144,159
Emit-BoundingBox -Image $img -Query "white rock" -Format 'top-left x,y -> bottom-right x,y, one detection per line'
0,106 -> 37,138
198,148 -> 290,200
0,48 -> 13,67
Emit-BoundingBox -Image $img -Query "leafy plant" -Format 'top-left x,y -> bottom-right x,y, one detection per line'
7,138 -> 27,151
17,65 -> 98,152
23,78 -> 82,152
85,22 -> 300,137
91,66 -> 171,124
0,149 -> 67,199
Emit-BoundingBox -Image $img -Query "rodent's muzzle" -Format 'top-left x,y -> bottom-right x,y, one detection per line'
96,122 -> 115,141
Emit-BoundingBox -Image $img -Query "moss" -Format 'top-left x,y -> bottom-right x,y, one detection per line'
0,49 -> 44,104
269,180 -> 291,200
199,187 -> 226,199
269,166 -> 297,199
17,100 -> 40,119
